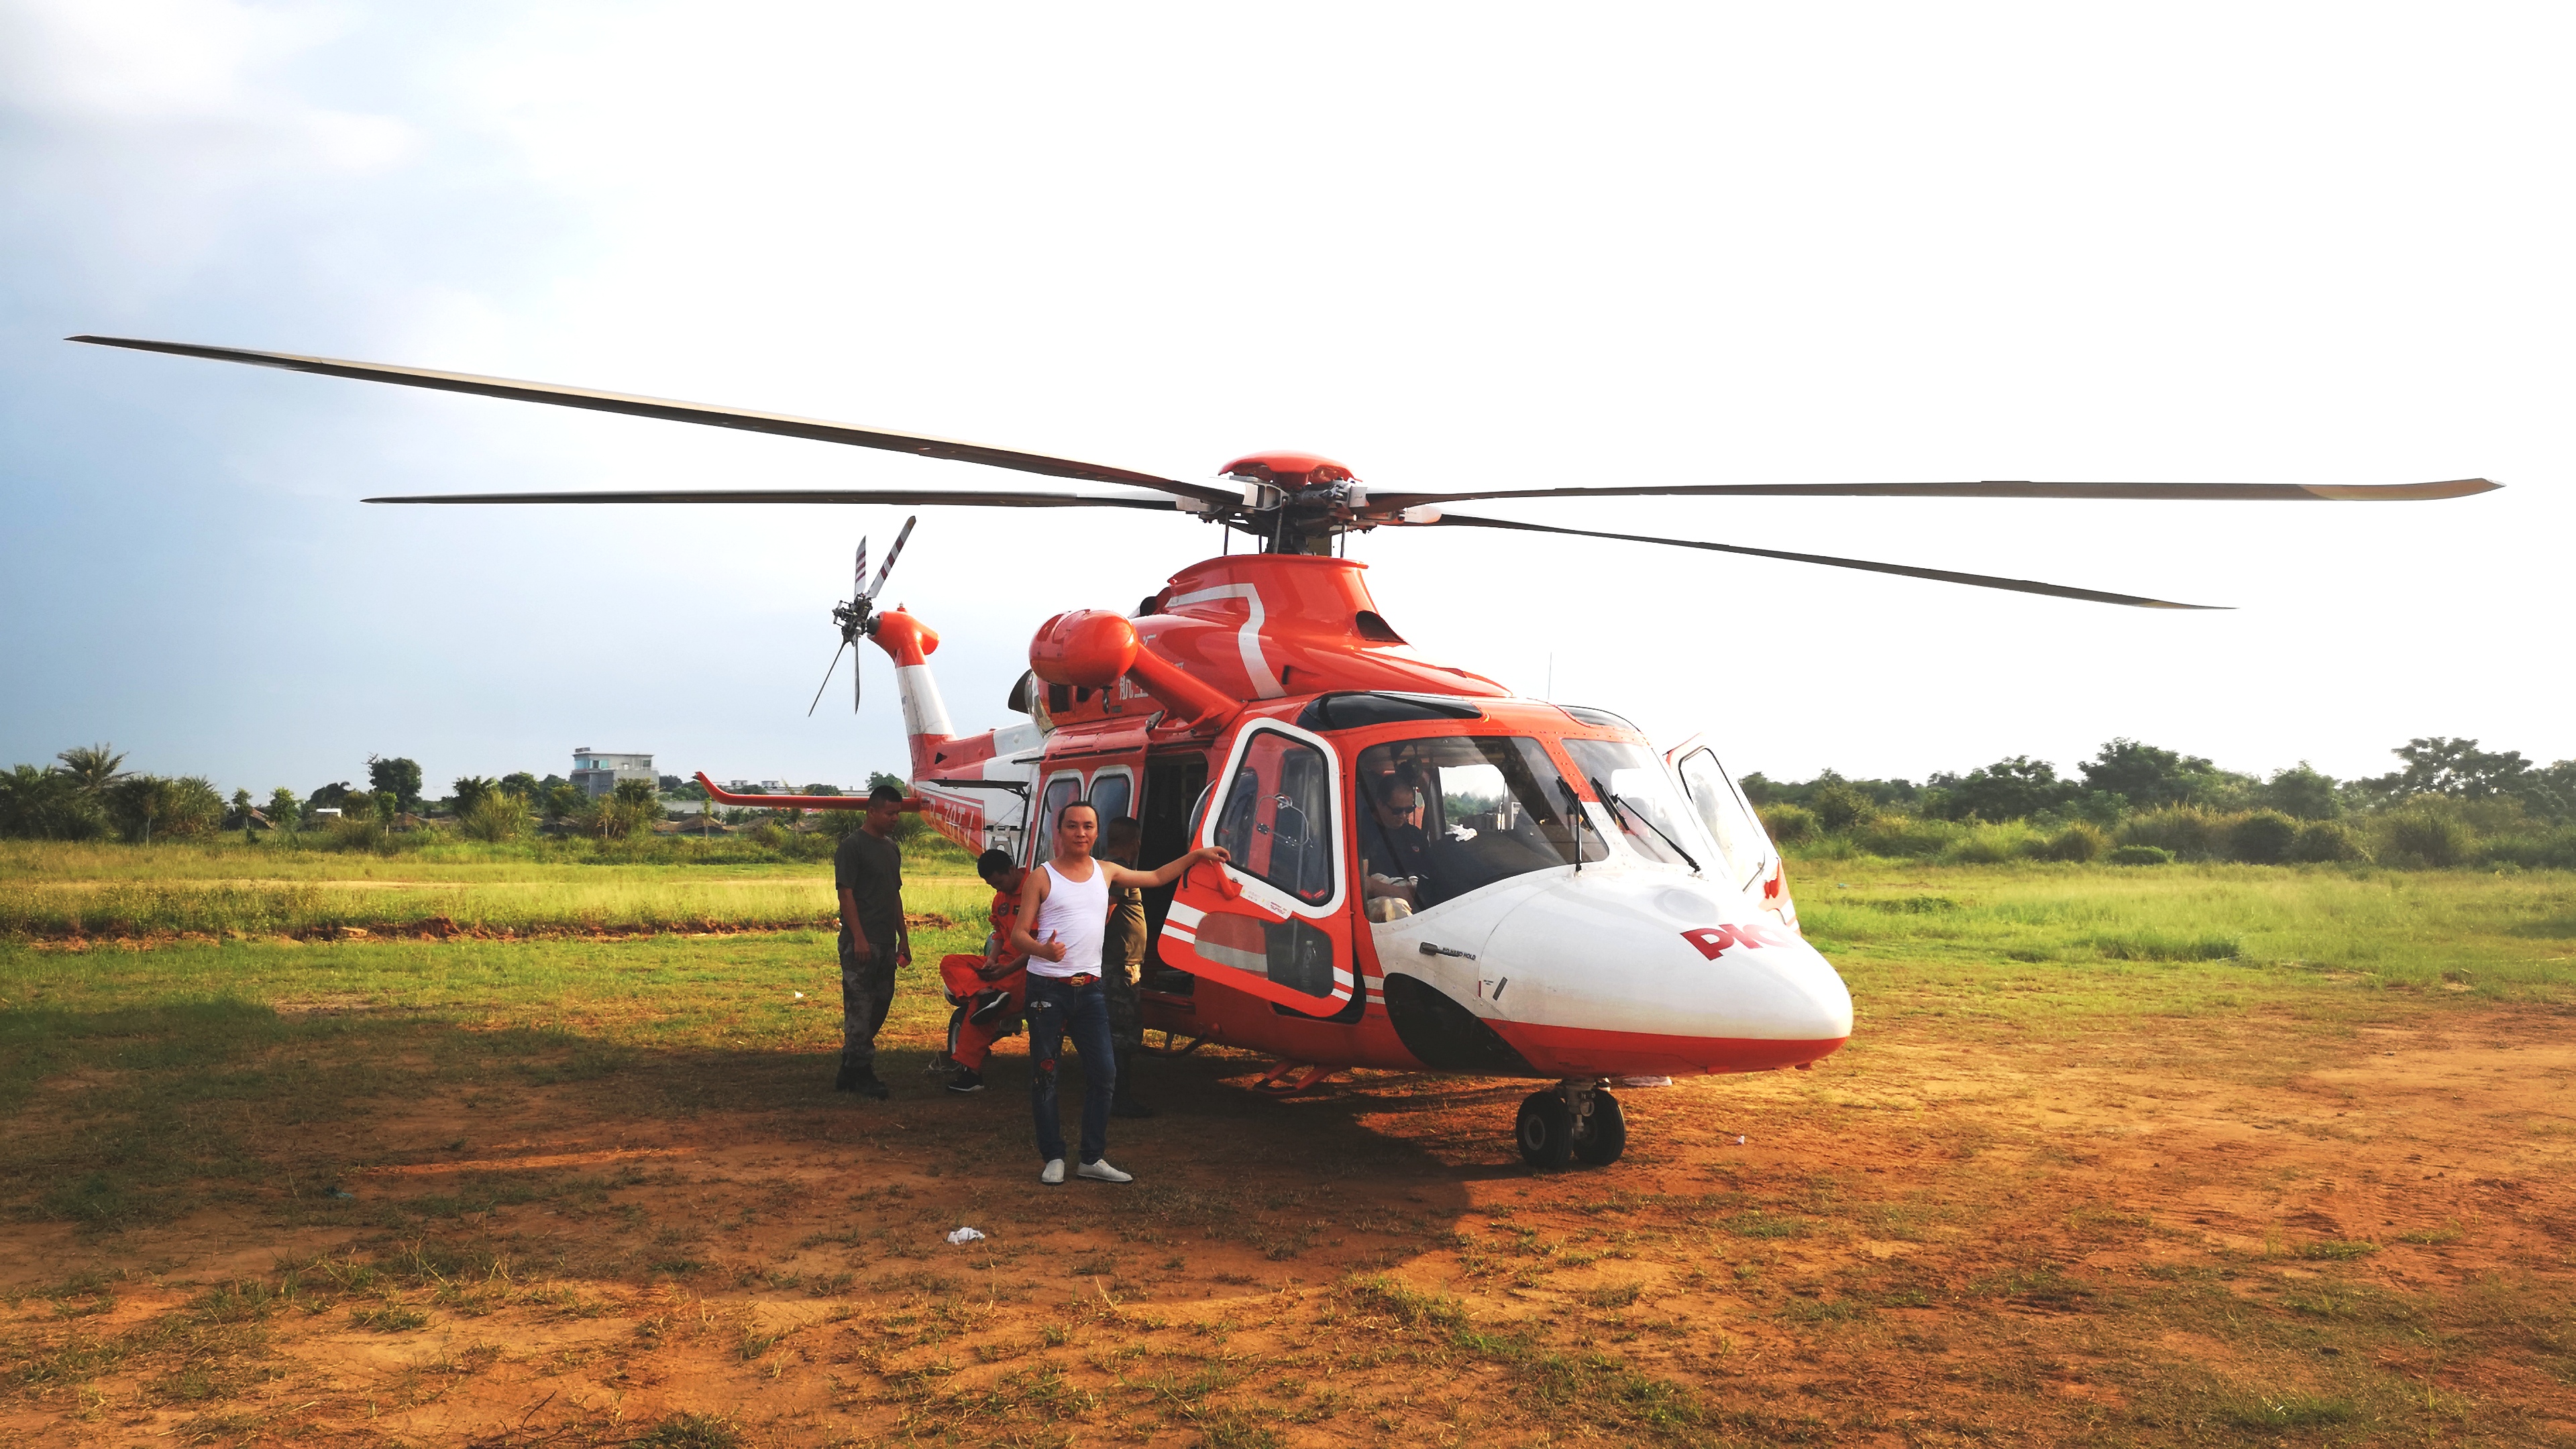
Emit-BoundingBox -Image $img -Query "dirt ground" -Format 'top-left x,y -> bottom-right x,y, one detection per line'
5,998 -> 2573,1447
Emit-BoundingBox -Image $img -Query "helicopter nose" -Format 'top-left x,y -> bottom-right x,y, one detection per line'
1477,872 -> 1852,1077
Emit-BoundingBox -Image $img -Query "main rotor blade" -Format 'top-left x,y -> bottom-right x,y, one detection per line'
69,335 -> 1238,506
1367,478 -> 2500,510
1425,511 -> 2224,610
360,486 -> 1186,509
852,539 -> 867,600
865,515 -> 916,603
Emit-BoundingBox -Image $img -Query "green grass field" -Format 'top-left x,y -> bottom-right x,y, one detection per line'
1794,855 -> 2576,998
0,837 -> 981,940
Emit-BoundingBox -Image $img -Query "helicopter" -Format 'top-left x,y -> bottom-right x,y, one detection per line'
66,333 -> 2498,1168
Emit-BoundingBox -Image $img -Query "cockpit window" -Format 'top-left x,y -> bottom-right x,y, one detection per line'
1559,737 -> 1724,875
1672,745 -> 1772,891
1354,735 -> 1603,915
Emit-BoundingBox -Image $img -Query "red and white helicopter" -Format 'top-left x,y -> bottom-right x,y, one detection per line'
70,334 -> 2496,1167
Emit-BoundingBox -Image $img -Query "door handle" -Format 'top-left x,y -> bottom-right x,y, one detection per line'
1418,941 -> 1477,961
1187,861 -> 1242,901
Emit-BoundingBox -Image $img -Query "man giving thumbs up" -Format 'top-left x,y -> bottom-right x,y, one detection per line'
1012,799 -> 1228,1185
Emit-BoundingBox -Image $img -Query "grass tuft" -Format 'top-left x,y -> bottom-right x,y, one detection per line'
634,1412 -> 743,1449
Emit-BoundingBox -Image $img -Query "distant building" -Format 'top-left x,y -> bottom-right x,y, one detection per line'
573,748 -> 656,799
727,779 -> 796,795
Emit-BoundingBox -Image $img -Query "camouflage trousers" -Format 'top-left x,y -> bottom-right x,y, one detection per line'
839,929 -> 899,1070
1104,965 -> 1142,1053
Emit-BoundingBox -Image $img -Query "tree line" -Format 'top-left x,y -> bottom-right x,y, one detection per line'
0,743 -> 914,850
1742,737 -> 2576,869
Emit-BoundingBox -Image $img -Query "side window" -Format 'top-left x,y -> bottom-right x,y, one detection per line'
1089,771 -> 1132,830
1215,729 -> 1336,906
1032,774 -> 1082,865
1676,748 -> 1768,890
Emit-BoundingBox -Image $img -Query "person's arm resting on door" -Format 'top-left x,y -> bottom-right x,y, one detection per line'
1101,845 -> 1231,891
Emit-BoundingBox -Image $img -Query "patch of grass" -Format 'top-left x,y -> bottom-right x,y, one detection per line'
1339,1275 -> 1708,1444
1721,1211 -> 1808,1239
1970,1267 -> 2092,1308
1796,859 -> 2576,999
634,1411 -> 743,1449
2090,930 -> 2241,961
349,1304 -> 428,1332
1201,1409 -> 1286,1449
0,836 -> 981,941
2294,1238 -> 2380,1260
2222,1393 -> 2359,1430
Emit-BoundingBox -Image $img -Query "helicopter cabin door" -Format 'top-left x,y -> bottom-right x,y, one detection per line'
1161,718 -> 1359,1014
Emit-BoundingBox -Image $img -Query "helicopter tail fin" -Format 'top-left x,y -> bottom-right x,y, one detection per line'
867,608 -> 960,780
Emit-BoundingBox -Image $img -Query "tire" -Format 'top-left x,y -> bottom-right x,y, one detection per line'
1572,1089 -> 1627,1166
1516,1089 -> 1576,1170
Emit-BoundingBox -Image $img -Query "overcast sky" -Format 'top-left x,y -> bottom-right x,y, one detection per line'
4,1 -> 2567,798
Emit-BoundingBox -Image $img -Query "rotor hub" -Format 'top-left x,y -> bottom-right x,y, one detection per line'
1218,451 -> 1356,491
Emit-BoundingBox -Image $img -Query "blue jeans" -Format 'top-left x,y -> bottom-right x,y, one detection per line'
1026,974 -> 1116,1165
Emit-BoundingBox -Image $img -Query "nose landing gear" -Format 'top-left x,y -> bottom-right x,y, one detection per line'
1515,1079 -> 1627,1169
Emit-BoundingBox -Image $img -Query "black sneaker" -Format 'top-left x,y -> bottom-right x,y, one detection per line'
842,1065 -> 889,1099
946,1067 -> 984,1095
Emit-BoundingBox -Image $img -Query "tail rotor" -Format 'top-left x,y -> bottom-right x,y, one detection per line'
808,515 -> 918,716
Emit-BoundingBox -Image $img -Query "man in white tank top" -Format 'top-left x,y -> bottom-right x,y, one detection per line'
1010,800 -> 1228,1184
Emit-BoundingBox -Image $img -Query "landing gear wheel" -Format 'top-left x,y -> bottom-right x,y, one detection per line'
1572,1088 -> 1627,1166
1516,1089 -> 1576,1169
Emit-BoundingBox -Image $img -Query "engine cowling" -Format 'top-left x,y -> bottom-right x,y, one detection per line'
1029,610 -> 1236,724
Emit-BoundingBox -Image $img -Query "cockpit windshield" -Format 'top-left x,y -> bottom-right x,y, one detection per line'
1353,735 -> 1603,916
1558,737 -> 1723,873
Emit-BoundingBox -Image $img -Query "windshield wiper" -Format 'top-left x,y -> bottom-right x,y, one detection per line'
1593,777 -> 1699,873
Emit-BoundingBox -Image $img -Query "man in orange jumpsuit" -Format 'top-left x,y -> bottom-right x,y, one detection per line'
943,849 -> 1030,1094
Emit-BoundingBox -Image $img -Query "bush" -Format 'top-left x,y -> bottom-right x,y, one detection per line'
1757,803 -> 1817,845
2038,822 -> 2107,863
104,775 -> 225,842
2227,810 -> 2300,865
325,812 -> 386,851
459,790 -> 532,843
2379,808 -> 2474,868
1940,822 -> 2041,865
1852,814 -> 1962,859
2479,826 -> 2576,870
2118,807 -> 2229,859
1809,780 -> 1876,833
2292,818 -> 2369,864
750,821 -> 789,850
2108,844 -> 2174,865
576,794 -> 657,840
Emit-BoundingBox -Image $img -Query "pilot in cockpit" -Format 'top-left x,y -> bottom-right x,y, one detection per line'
1360,772 -> 1437,920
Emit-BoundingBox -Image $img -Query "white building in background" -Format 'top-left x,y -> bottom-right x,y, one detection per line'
573,749 -> 656,798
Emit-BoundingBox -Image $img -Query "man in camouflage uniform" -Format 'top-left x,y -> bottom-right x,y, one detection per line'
833,784 -> 912,1098
1100,816 -> 1154,1119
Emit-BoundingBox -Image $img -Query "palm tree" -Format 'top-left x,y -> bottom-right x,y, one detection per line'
56,743 -> 130,795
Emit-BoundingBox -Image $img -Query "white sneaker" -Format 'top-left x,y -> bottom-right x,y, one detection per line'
1039,1158 -> 1065,1185
1077,1159 -> 1133,1184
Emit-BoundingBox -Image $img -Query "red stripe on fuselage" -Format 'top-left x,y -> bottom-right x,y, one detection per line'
1493,1020 -> 1846,1078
